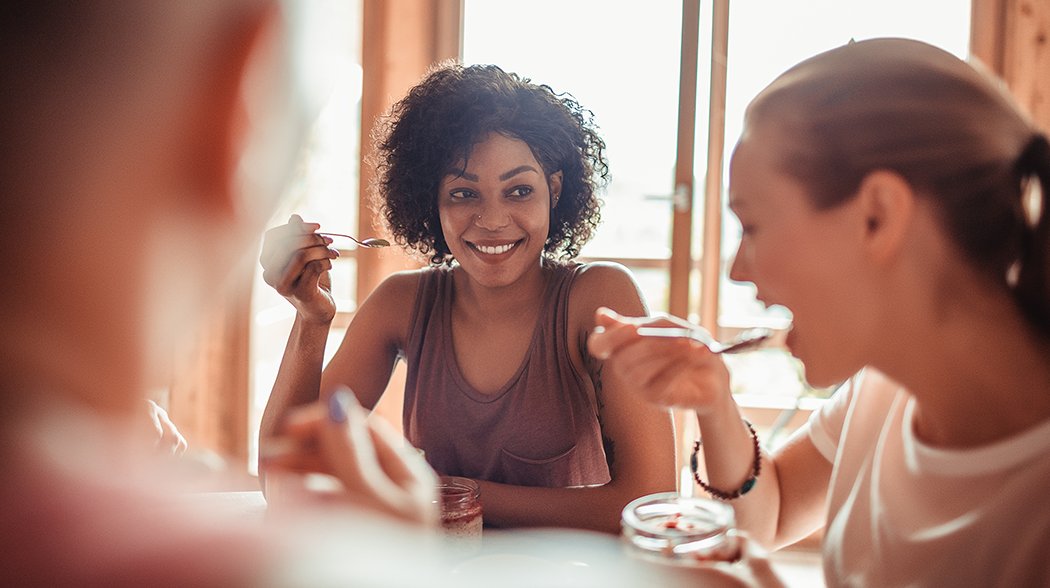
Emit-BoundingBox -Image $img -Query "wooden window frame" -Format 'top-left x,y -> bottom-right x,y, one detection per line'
170,0 -> 1049,476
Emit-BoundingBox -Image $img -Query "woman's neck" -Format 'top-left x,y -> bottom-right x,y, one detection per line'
876,290 -> 1050,448
451,259 -> 552,317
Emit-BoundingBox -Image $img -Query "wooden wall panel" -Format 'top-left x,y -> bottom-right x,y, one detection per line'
972,0 -> 1050,130
356,0 -> 462,304
1004,0 -> 1050,128
168,256 -> 254,465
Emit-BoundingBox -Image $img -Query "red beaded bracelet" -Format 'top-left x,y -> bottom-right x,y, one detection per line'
690,419 -> 762,500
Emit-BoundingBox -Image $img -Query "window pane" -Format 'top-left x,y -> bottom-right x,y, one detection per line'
248,0 -> 363,472
714,0 -> 971,399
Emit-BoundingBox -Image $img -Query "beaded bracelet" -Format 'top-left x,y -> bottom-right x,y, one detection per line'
690,419 -> 762,500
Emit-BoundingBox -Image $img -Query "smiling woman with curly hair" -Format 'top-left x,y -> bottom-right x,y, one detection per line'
259,62 -> 675,533
374,63 -> 607,265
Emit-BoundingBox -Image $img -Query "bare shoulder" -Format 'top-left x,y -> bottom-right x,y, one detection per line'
570,261 -> 648,317
359,268 -> 425,310
566,262 -> 647,358
352,268 -> 427,342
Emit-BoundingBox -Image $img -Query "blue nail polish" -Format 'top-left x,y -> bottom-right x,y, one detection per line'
328,392 -> 349,423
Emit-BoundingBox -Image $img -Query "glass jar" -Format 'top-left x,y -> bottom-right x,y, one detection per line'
621,492 -> 739,567
437,476 -> 483,541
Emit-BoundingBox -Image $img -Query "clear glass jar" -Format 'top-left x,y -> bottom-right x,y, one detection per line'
437,476 -> 483,541
621,492 -> 739,567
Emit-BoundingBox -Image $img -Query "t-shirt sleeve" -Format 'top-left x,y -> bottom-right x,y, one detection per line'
804,375 -> 857,463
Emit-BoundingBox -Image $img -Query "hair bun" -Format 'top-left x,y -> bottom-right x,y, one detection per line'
1017,132 -> 1050,177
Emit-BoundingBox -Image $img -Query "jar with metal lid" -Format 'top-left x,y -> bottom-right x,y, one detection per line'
621,492 -> 740,567
437,476 -> 483,542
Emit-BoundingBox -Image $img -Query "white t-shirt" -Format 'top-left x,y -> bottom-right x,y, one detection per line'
806,368 -> 1050,587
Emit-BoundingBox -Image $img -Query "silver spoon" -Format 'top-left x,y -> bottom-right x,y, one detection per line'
318,232 -> 390,248
634,326 -> 773,354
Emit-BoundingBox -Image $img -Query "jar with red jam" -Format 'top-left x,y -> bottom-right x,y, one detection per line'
621,492 -> 740,567
437,476 -> 482,542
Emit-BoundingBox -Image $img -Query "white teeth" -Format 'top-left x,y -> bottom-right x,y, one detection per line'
475,242 -> 515,255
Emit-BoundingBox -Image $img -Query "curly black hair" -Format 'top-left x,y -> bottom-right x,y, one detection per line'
371,62 -> 609,265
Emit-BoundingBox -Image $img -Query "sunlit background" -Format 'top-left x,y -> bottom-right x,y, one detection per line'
249,0 -> 972,466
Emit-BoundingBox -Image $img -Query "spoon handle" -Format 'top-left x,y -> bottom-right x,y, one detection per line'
635,327 -> 771,354
716,329 -> 772,354
317,232 -> 364,245
636,327 -> 713,345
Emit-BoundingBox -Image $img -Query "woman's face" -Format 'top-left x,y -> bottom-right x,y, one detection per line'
727,126 -> 877,387
437,132 -> 561,289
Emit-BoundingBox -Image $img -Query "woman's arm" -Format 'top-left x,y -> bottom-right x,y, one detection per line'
258,216 -> 340,477
694,393 -> 831,549
588,307 -> 832,547
477,263 -> 677,534
258,313 -> 331,452
318,271 -> 420,408
259,268 -> 417,487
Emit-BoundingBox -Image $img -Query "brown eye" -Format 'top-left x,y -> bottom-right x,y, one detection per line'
449,189 -> 476,200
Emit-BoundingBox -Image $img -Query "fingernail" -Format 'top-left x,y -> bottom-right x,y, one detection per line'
328,391 -> 350,423
322,236 -> 334,244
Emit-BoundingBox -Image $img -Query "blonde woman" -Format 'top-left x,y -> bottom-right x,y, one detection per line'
591,38 -> 1050,586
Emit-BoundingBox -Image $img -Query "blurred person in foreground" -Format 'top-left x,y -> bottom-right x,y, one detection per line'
0,1 -> 439,585
591,38 -> 1050,587
0,2 -> 768,586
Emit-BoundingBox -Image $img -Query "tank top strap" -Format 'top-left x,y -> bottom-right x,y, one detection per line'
404,266 -> 453,365
540,262 -> 585,376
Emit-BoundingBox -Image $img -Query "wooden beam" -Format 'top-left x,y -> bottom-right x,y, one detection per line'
1003,0 -> 1050,127
970,0 -> 1007,75
668,0 -> 701,319
699,0 -> 730,333
971,0 -> 1050,130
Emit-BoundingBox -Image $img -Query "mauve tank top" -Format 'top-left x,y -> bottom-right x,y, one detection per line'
402,262 -> 611,488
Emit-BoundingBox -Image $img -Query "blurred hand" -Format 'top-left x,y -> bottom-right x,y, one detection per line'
261,389 -> 438,527
259,214 -> 338,324
146,399 -> 188,456
587,307 -> 733,415
683,533 -> 787,588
